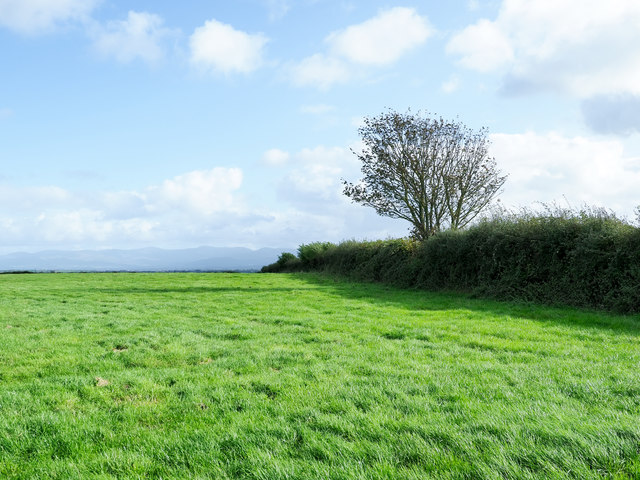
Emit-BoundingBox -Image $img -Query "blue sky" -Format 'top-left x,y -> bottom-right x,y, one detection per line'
1,0 -> 639,253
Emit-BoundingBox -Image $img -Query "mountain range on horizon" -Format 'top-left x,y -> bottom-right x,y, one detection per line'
0,246 -> 290,272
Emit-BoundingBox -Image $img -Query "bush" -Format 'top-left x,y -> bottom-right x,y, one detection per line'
297,242 -> 336,269
276,252 -> 297,266
260,251 -> 301,273
262,208 -> 640,313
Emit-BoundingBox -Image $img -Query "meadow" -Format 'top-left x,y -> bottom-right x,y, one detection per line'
0,272 -> 639,479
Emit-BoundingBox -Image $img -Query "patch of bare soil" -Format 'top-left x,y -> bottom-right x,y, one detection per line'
95,377 -> 110,387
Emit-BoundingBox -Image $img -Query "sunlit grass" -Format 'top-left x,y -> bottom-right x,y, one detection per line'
0,272 -> 639,479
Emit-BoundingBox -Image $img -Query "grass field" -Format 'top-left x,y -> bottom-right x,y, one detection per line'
0,272 -> 639,479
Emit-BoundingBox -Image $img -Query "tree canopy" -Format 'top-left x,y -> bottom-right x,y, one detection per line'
343,110 -> 507,240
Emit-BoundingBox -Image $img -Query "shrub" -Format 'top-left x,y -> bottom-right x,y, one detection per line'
262,208 -> 640,313
260,251 -> 301,273
297,242 -> 336,268
276,252 -> 297,266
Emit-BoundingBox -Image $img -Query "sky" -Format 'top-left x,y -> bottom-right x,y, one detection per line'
1,0 -> 639,253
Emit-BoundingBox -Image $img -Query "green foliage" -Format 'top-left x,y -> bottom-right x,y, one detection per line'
277,251 -> 296,263
261,251 -> 300,272
261,243 -> 336,272
343,109 -> 506,240
267,209 -> 640,313
1,273 -> 639,478
297,242 -> 336,268
318,238 -> 419,286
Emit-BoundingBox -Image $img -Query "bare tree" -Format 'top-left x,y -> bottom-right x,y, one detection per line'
343,110 -> 506,240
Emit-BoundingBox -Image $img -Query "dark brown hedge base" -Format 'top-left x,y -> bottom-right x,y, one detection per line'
263,214 -> 640,314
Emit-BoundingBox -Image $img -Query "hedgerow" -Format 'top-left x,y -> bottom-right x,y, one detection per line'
262,208 -> 640,313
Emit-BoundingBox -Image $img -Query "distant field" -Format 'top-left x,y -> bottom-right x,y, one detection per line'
1,273 -> 639,479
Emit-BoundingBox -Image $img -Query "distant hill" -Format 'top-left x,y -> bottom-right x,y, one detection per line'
0,246 -> 290,272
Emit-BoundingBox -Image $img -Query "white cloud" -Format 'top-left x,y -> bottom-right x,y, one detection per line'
447,19 -> 513,72
273,144 -> 409,238
0,107 -> 13,119
262,148 -> 290,167
0,153 -> 413,252
284,148 -> 344,197
278,145 -> 359,210
290,7 -> 431,89
0,167 -> 245,250
101,191 -> 147,219
441,74 -> 461,93
189,19 -> 268,74
0,168 -> 244,219
92,11 -> 171,64
447,0 -> 640,96
0,0 -> 99,34
148,168 -> 243,215
0,185 -> 73,211
290,54 -> 351,89
326,7 -> 432,66
35,209 -> 116,243
241,206 -> 406,248
491,131 -> 640,216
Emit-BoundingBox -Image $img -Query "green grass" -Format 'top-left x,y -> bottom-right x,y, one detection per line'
0,272 -> 639,479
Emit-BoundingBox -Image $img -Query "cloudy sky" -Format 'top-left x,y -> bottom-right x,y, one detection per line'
1,0 -> 639,253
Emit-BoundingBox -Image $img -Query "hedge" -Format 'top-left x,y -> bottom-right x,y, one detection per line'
262,213 -> 640,313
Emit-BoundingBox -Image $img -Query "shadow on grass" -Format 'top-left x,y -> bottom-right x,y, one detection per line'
290,273 -> 640,336
77,286 -> 315,295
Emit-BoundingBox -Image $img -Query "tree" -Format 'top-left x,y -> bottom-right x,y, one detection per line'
343,110 -> 507,240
